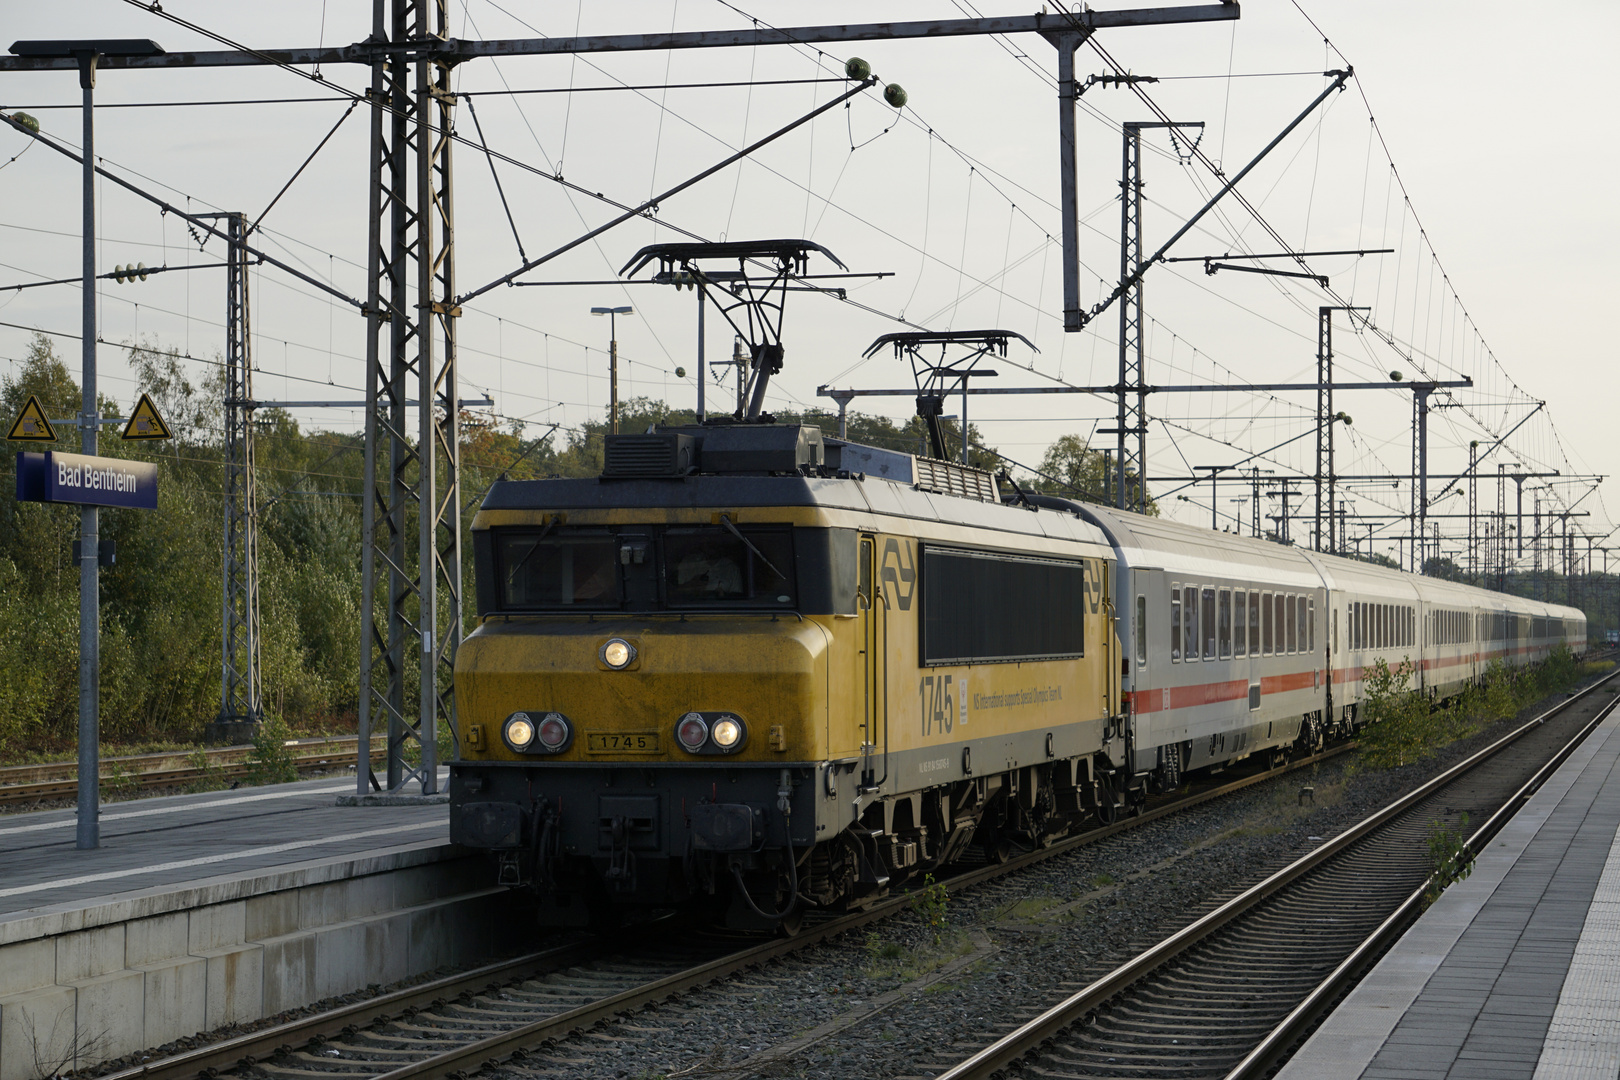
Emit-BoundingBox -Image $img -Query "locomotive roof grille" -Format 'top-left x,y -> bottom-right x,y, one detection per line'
600,424 -> 825,478
602,432 -> 696,478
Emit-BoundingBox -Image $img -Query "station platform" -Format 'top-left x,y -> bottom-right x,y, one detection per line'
0,774 -> 447,917
1279,695 -> 1620,1080
0,773 -> 524,1080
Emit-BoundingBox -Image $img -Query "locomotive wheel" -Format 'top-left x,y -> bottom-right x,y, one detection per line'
1095,773 -> 1119,826
978,828 -> 1014,864
776,908 -> 805,938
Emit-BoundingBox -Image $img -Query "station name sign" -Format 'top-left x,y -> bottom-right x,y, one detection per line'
15,451 -> 158,510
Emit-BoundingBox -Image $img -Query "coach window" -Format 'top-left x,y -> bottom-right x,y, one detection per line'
1234,590 -> 1248,657
1170,587 -> 1182,661
1219,590 -> 1233,659
1249,592 -> 1261,657
1285,593 -> 1297,653
1202,587 -> 1217,660
1186,587 -> 1201,661
1135,595 -> 1148,668
1276,593 -> 1289,653
1309,598 -> 1316,652
1261,593 -> 1273,655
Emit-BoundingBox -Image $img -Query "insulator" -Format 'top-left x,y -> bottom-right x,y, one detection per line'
844,57 -> 871,81
883,83 -> 908,109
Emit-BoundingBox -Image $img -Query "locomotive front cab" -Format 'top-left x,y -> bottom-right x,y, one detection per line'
451,499 -> 855,925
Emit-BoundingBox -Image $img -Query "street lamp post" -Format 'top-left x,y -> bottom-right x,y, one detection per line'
590,306 -> 633,434
9,37 -> 164,851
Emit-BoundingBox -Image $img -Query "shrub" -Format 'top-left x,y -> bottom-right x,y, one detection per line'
247,715 -> 300,785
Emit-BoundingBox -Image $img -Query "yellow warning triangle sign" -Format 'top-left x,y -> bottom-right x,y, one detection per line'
6,395 -> 57,441
122,393 -> 172,441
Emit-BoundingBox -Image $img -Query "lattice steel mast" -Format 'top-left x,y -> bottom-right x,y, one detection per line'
215,210 -> 261,741
356,0 -> 461,796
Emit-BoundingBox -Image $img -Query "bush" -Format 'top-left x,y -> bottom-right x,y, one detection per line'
247,715 -> 300,785
1424,813 -> 1474,907
1360,645 -> 1590,771
1355,658 -> 1434,768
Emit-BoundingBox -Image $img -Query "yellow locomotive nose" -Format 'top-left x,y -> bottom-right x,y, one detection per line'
457,616 -> 827,763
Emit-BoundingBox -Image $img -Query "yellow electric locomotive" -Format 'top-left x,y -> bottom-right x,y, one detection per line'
449,423 -> 1124,927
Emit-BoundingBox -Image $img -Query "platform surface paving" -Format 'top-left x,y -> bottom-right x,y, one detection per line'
1278,697 -> 1620,1080
0,773 -> 449,920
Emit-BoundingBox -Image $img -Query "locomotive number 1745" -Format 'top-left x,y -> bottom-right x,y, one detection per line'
919,674 -> 957,736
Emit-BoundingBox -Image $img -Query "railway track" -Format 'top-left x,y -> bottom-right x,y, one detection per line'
0,736 -> 382,807
930,667 -> 1620,1080
87,743 -> 1350,1080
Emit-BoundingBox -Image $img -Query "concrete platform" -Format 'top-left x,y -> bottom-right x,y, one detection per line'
0,774 -> 526,1080
1279,698 -> 1620,1080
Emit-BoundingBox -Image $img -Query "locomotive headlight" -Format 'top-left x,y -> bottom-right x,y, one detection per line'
503,712 -> 536,751
711,716 -> 744,751
677,712 -> 709,751
601,638 -> 636,669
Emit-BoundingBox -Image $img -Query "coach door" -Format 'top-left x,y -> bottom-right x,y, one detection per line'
858,535 -> 888,789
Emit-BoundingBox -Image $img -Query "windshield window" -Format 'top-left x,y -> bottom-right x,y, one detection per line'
498,533 -> 619,608
665,527 -> 795,606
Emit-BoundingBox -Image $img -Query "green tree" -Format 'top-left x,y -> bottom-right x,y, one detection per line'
1423,555 -> 1464,581
1029,433 -> 1157,514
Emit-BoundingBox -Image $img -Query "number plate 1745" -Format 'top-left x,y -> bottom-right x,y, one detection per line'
586,732 -> 660,753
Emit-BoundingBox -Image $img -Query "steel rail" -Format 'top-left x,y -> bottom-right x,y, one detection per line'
0,738 -> 384,806
0,735 -> 374,785
75,741 -> 1344,1080
1224,679 -> 1620,1080
361,748 -> 1349,1080
934,666 -> 1620,1080
92,941 -> 605,1080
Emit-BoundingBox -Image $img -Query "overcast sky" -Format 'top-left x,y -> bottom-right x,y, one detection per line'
2,1 -> 1614,568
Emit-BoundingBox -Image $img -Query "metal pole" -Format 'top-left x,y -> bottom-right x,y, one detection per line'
1467,442 -> 1478,579
734,336 -> 746,418
75,51 -> 100,850
952,378 -> 965,466
217,212 -> 261,739
1515,474 -> 1525,558
609,312 -> 619,435
1056,32 -> 1083,332
1413,386 -> 1430,572
696,288 -> 705,423
1252,468 -> 1261,540
1115,123 -> 1137,510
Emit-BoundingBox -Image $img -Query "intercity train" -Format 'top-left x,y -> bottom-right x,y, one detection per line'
447,422 -> 1585,927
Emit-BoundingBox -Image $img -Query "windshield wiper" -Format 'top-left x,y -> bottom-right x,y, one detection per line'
505,519 -> 557,587
718,514 -> 787,582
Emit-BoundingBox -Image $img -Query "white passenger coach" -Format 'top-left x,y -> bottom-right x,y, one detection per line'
1075,505 -> 1587,782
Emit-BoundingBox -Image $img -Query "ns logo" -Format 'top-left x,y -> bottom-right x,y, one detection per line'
879,538 -> 916,611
